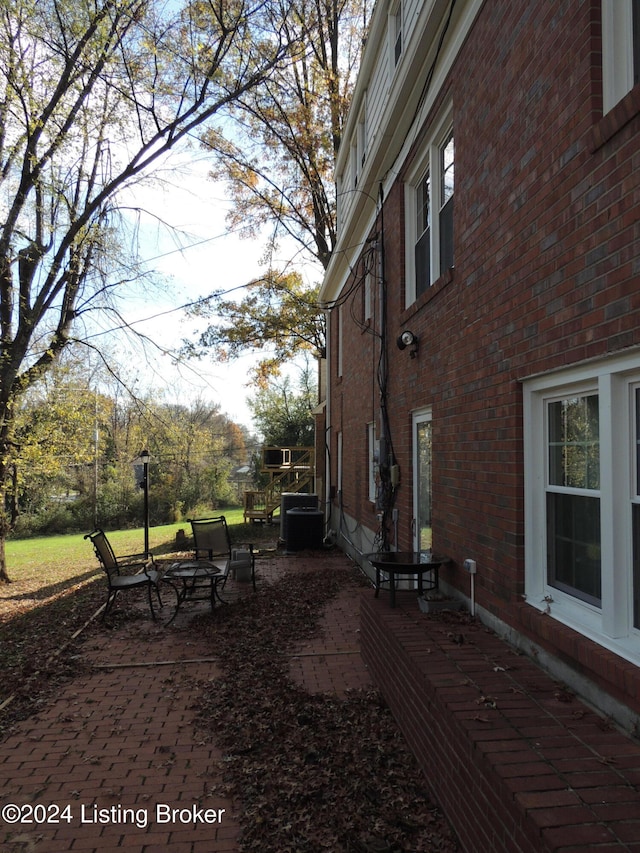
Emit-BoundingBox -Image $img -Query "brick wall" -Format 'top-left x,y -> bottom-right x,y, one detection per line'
328,0 -> 640,710
361,592 -> 640,852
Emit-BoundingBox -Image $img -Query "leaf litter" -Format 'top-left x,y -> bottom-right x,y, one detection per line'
192,562 -> 459,853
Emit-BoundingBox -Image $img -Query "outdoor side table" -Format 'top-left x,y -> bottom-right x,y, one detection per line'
162,561 -> 222,623
365,551 -> 451,608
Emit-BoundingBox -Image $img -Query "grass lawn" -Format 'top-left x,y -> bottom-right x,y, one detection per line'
3,508 -> 278,601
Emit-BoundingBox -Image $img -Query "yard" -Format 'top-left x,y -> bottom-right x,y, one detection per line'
0,515 -> 459,852
0,511 -> 277,728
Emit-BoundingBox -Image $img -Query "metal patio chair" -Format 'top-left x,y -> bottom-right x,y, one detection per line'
189,515 -> 235,601
161,515 -> 234,621
85,528 -> 163,619
162,516 -> 256,621
190,515 -> 255,595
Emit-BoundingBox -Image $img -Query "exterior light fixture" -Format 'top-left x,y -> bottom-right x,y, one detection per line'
138,449 -> 150,555
397,329 -> 419,358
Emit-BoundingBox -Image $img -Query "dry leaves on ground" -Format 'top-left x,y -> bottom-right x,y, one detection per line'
192,561 -> 460,853
0,582 -> 104,737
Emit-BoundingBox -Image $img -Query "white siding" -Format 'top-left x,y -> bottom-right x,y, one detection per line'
326,0 -> 484,305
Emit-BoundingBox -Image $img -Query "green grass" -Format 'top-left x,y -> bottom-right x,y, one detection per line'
4,523 -> 181,587
3,508 -> 278,590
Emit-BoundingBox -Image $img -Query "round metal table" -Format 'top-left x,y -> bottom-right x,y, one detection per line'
162,561 -> 223,623
365,551 -> 451,608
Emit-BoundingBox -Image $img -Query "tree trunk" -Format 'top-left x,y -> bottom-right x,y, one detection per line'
0,498 -> 11,583
0,405 -> 15,583
0,536 -> 10,583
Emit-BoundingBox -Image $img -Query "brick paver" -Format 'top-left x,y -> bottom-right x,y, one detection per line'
289,584 -> 372,696
10,552 -> 637,852
0,554 -> 371,852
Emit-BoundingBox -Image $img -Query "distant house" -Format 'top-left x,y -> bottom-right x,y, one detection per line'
320,0 -> 640,721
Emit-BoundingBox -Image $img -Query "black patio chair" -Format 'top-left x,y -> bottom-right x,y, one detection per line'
162,517 -> 255,621
85,528 -> 163,619
190,515 -> 256,597
188,515 -> 234,603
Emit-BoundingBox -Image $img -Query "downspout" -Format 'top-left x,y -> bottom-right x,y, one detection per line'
323,306 -> 332,537
376,182 -> 390,551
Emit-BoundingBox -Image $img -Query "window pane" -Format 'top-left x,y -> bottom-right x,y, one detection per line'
394,7 -> 402,64
547,492 -> 601,605
415,228 -> 430,297
439,196 -> 453,274
548,395 -> 599,489
441,134 -> 454,207
636,388 -> 640,496
634,0 -> 640,85
416,420 -> 432,549
417,170 -> 430,236
439,133 -> 454,275
415,168 -> 431,295
633,504 -> 640,629
368,423 -> 379,504
635,389 -> 640,628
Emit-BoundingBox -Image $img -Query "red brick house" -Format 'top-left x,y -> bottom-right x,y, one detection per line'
320,0 -> 640,732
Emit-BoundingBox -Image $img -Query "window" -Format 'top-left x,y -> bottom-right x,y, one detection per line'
440,131 -> 454,274
405,113 -> 454,304
602,0 -> 640,112
546,395 -> 601,605
523,351 -> 640,667
336,172 -> 344,231
349,98 -> 367,188
415,170 -> 431,298
357,103 -> 367,170
635,2 -> 640,86
413,409 -> 433,550
633,387 -> 640,629
350,141 -> 358,189
391,1 -> 402,67
368,422 -> 380,503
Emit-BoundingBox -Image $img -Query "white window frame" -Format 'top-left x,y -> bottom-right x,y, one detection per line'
390,0 -> 403,69
349,99 -> 367,189
545,390 -> 602,607
602,0 -> 638,112
523,350 -> 640,667
404,107 -> 453,307
412,407 -> 433,552
632,383 -> 640,631
368,422 -> 380,503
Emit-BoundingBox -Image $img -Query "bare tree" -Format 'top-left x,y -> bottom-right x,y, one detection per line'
0,0 -> 292,581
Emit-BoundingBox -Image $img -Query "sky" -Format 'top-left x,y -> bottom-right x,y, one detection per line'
107,150 -> 275,430
89,143 -> 322,434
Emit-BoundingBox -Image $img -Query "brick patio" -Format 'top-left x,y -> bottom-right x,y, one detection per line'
3,552 -> 640,852
0,554 -> 371,853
